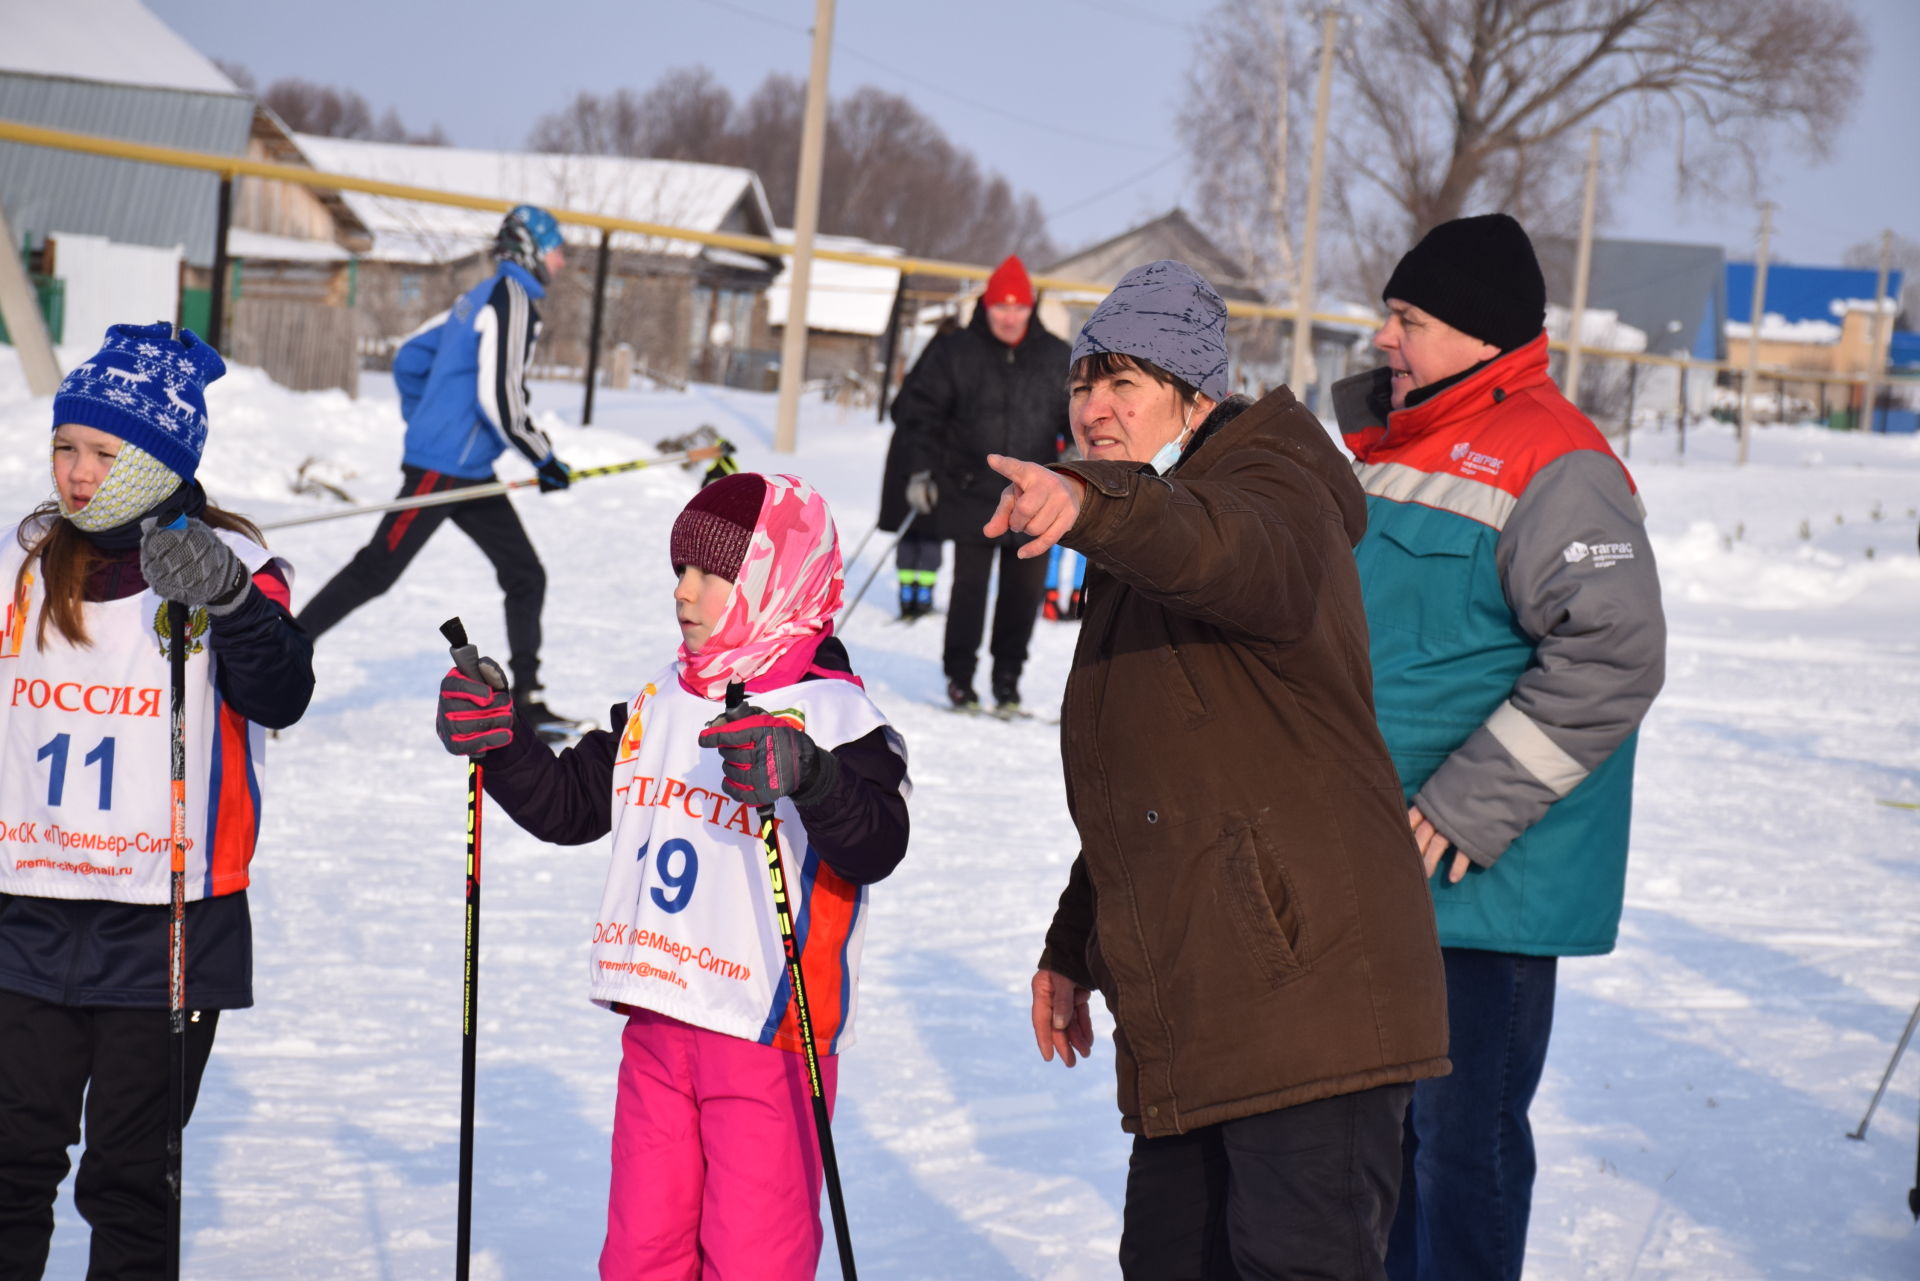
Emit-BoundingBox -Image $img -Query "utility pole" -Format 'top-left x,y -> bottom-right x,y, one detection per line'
1290,5 -> 1339,409
1563,127 -> 1602,406
1860,228 -> 1893,434
773,0 -> 836,454
1737,201 -> 1774,466
0,205 -> 59,394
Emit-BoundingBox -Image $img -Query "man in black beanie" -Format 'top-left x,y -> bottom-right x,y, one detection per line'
1331,213 -> 1668,1281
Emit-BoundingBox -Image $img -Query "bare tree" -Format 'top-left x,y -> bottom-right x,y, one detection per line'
1186,0 -> 1867,300
218,63 -> 449,145
527,69 -> 1056,265
1332,0 -> 1866,284
1178,0 -> 1306,302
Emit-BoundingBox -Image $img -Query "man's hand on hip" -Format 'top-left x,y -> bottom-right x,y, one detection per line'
1409,805 -> 1472,884
983,454 -> 1083,559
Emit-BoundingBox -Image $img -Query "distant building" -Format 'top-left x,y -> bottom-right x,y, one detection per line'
1725,261 -> 1905,420
0,0 -> 370,392
1039,209 -> 1373,410
765,231 -> 904,395
295,135 -> 784,389
1534,236 -> 1728,423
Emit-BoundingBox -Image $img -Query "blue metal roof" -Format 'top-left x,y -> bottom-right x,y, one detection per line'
1726,261 -> 1905,325
1889,330 -> 1920,370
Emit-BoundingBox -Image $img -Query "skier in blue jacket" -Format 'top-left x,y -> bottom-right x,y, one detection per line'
298,205 -> 581,739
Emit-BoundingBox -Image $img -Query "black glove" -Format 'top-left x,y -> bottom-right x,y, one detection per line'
698,703 -> 840,808
537,456 -> 572,493
905,470 -> 938,516
139,516 -> 250,614
436,666 -> 513,755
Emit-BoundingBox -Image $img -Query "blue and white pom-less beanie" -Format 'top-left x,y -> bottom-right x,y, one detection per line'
1070,259 -> 1230,403
51,322 -> 225,531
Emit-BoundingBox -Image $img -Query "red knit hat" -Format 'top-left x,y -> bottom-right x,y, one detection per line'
984,255 -> 1033,308
670,472 -> 766,581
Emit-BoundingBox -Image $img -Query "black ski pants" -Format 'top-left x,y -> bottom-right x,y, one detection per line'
296,465 -> 547,692
1120,1082 -> 1412,1280
943,540 -> 1047,694
0,990 -> 220,1281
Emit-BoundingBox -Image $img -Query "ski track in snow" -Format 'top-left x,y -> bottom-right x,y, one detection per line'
4,353 -> 1918,1279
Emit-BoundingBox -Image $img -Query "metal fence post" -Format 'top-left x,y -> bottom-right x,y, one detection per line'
581,228 -> 612,426
207,175 -> 232,351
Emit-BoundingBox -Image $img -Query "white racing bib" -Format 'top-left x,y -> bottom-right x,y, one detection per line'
591,665 -> 906,1053
0,519 -> 283,904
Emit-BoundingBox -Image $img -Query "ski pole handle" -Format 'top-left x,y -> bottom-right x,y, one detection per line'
440,618 -> 507,691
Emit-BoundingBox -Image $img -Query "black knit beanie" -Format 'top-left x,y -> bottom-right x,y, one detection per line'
1382,213 -> 1546,352
670,472 -> 765,581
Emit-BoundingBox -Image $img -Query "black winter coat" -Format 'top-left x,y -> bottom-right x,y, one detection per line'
880,304 -> 1071,542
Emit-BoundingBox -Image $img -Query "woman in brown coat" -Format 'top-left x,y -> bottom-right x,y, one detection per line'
985,260 -> 1449,1280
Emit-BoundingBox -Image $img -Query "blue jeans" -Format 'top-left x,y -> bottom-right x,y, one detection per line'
1386,948 -> 1558,1281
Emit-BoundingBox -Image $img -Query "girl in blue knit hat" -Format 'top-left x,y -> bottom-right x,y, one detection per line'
0,322 -> 314,1277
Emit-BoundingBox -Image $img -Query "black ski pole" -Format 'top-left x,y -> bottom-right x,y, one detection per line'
1847,992 -> 1920,1140
836,511 -> 916,637
440,617 -> 501,1281
840,516 -> 883,578
725,681 -> 857,1279
164,580 -> 189,1281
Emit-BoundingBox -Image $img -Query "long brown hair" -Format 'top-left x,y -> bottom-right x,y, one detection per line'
13,501 -> 266,651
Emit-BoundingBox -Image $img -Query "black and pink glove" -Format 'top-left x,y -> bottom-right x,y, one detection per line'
699,704 -> 839,808
436,667 -> 514,755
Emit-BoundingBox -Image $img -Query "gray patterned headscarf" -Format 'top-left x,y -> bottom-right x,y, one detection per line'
1070,259 -> 1229,402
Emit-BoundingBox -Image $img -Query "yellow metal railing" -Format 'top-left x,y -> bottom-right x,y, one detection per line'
4,115 -> 1914,393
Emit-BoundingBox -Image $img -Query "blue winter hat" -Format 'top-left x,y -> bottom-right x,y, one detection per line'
52,322 -> 224,481
1070,259 -> 1230,403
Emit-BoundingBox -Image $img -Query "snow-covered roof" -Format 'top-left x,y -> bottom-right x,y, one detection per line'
226,228 -> 350,263
1726,315 -> 1844,345
766,231 -> 903,336
292,134 -> 777,267
0,0 -> 242,97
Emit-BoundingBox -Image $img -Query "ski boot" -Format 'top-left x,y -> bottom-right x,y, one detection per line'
946,679 -> 981,714
515,687 -> 591,743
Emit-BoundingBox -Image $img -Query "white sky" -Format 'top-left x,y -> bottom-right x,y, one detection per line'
145,0 -> 1918,275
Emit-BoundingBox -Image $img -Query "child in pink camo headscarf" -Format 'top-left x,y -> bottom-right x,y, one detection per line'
433,471 -> 910,1280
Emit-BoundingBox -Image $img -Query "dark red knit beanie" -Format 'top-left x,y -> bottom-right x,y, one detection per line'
670,472 -> 765,581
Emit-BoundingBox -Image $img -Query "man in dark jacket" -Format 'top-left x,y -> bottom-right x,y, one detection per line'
882,255 -> 1068,712
1333,214 -> 1665,1281
991,259 -> 1450,1280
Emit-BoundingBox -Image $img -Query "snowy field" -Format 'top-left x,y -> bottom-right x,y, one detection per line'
5,349 -> 1920,1280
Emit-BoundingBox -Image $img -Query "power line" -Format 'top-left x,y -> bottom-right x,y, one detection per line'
692,0 -> 1137,149
1042,150 -> 1184,226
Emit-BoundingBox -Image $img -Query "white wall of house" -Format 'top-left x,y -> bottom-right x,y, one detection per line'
50,232 -> 181,351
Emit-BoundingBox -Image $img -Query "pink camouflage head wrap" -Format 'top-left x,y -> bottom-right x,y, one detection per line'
676,473 -> 850,700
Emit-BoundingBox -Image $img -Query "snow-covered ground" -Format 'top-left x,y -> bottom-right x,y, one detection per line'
4,350 -> 1919,1280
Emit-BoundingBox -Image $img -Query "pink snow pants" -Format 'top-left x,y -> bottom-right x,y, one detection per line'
601,1008 -> 838,1281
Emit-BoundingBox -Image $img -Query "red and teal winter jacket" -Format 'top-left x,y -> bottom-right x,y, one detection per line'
1334,335 -> 1666,956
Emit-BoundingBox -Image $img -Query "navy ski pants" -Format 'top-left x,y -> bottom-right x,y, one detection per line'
0,989 -> 220,1281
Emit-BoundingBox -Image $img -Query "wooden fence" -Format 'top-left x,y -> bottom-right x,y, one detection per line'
226,297 -> 358,396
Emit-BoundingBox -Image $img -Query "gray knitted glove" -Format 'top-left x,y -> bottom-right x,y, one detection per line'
906,470 -> 938,515
139,516 -> 251,615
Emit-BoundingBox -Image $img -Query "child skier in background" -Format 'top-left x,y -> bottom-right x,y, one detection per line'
0,323 -> 313,1278
433,471 -> 910,1279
